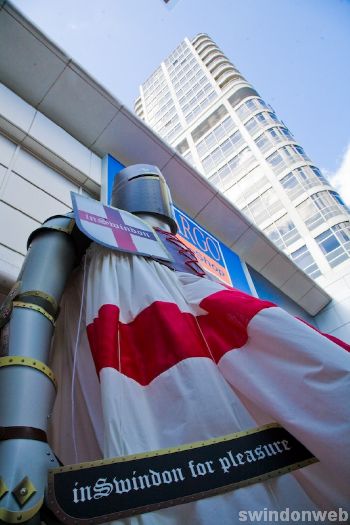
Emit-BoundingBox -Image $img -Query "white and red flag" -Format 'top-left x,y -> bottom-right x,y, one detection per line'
50,243 -> 350,523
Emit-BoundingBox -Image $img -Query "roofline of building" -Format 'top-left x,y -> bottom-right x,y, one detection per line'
0,1 -> 331,314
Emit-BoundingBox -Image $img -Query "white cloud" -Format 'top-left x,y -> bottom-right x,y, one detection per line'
328,144 -> 350,206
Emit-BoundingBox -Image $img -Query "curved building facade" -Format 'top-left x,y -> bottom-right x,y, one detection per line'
135,34 -> 350,281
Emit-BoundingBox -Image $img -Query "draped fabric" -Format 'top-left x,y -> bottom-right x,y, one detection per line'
50,244 -> 350,524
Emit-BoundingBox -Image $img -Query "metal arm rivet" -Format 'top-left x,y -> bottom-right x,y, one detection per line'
12,476 -> 36,506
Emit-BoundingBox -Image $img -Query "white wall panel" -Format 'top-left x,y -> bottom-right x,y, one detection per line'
27,112 -> 91,174
0,7 -> 67,107
89,152 -> 102,184
0,243 -> 24,292
0,243 -> 24,270
0,163 -> 5,188
0,201 -> 39,254
13,147 -> 79,206
315,261 -> 350,342
38,64 -> 119,146
0,83 -> 36,136
314,304 -> 342,333
2,172 -> 69,223
0,132 -> 16,168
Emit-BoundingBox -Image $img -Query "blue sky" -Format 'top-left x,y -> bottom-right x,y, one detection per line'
12,0 -> 350,202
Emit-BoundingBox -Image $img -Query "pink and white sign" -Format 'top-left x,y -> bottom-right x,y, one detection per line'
71,193 -> 172,262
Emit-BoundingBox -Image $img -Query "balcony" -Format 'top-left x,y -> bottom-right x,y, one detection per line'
256,134 -> 297,156
134,97 -> 142,109
207,57 -> 230,72
195,38 -> 215,54
214,64 -> 236,81
192,33 -> 210,46
236,102 -> 255,121
201,47 -> 224,63
268,154 -> 311,176
197,42 -> 220,56
246,115 -> 282,137
218,72 -> 243,89
205,53 -> 229,69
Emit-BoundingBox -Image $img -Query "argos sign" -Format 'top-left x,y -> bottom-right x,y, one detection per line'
173,208 -> 251,292
174,208 -> 231,284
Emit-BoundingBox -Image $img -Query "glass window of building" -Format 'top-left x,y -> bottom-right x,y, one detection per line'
297,198 -> 323,230
267,145 -> 311,175
267,151 -> 284,171
183,150 -> 195,167
245,111 -> 279,135
255,127 -> 295,154
280,172 -> 304,200
211,147 -> 256,190
280,165 -> 329,201
264,215 -> 300,249
176,138 -> 189,154
224,166 -> 270,206
241,188 -> 284,226
191,105 -> 228,143
196,116 -> 237,158
315,222 -> 350,267
243,188 -> 283,226
290,245 -> 321,278
231,97 -> 268,120
201,129 -> 244,173
297,191 -> 348,231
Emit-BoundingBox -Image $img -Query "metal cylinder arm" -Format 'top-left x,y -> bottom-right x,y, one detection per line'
0,214 -> 78,524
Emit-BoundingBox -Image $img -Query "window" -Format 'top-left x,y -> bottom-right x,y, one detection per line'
244,111 -> 281,136
255,133 -> 270,152
280,172 -> 304,200
267,151 -> 284,169
255,127 -> 294,154
183,150 -> 195,167
264,215 -> 300,249
294,145 -> 310,161
196,117 -> 236,158
315,222 -> 350,267
210,147 -> 256,190
176,138 -> 189,155
297,190 -> 348,231
233,97 -> 268,120
224,166 -> 270,205
240,188 -> 284,226
310,166 -> 327,184
201,129 -> 244,174
280,165 -> 329,201
267,145 -> 310,175
191,105 -> 228,143
291,245 -> 321,278
263,222 -> 284,249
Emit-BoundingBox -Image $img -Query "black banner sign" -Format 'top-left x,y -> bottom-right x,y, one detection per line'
47,423 -> 317,524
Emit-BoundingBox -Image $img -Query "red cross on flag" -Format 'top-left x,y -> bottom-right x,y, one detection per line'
71,193 -> 172,262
